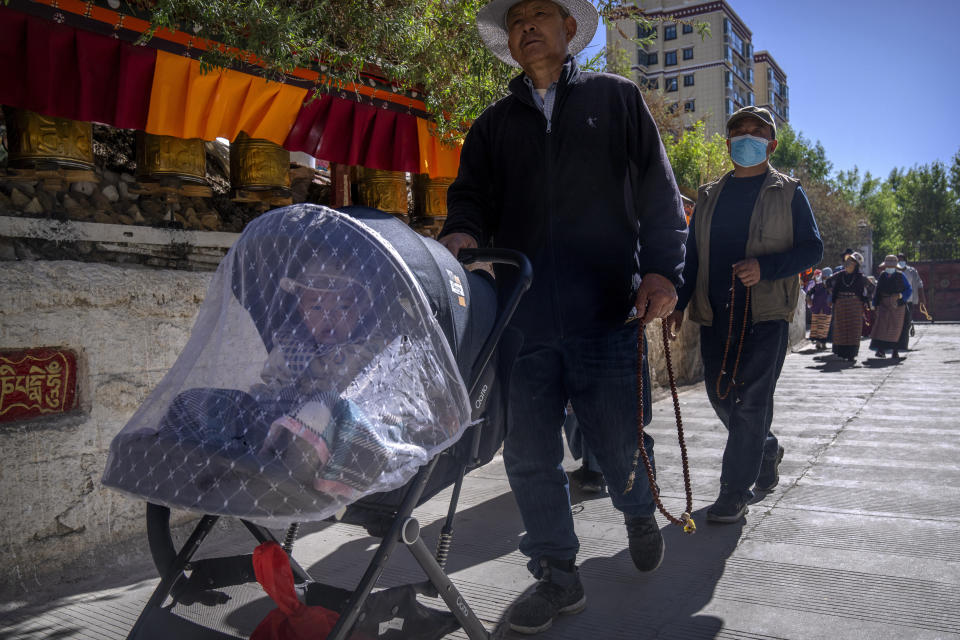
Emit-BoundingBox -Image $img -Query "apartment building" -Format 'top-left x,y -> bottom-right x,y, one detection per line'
754,50 -> 790,126
607,0 -> 789,138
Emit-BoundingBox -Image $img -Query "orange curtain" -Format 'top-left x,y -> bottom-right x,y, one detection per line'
416,119 -> 462,179
146,50 -> 307,145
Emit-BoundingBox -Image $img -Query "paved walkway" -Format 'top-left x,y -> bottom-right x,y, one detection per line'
2,324 -> 959,639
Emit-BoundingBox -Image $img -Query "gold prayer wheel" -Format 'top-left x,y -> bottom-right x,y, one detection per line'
136,132 -> 206,182
413,174 -> 453,217
230,131 -> 291,190
355,167 -> 409,221
411,174 -> 452,237
2,107 -> 94,170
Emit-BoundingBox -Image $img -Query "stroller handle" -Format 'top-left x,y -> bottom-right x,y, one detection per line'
455,248 -> 532,400
457,247 -> 534,290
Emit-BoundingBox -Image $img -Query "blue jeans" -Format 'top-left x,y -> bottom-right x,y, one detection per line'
700,319 -> 788,501
562,411 -> 601,471
503,322 -> 655,575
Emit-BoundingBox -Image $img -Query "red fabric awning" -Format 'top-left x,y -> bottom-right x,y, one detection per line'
0,9 -> 155,130
285,94 -> 420,174
0,3 -> 462,177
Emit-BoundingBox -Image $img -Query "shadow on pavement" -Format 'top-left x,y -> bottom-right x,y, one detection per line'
574,508 -> 744,640
805,357 -> 858,373
860,357 -> 905,368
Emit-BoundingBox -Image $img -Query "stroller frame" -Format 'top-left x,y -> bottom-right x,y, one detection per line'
126,248 -> 532,640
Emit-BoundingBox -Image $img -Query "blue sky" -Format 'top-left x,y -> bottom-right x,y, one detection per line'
581,0 -> 960,181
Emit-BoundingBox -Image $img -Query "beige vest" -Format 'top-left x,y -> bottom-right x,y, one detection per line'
687,168 -> 801,326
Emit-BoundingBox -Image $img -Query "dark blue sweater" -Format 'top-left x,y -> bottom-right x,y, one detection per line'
677,172 -> 822,319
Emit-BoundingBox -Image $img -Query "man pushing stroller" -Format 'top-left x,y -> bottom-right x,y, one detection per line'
440,0 -> 687,633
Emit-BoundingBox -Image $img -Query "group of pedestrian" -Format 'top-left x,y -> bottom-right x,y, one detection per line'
803,250 -> 924,362
437,0 -> 822,633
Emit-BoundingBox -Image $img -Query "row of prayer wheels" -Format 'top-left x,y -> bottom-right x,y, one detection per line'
2,107 -> 451,230
354,167 -> 452,236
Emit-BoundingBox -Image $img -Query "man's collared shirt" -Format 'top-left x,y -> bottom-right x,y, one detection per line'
524,76 -> 558,131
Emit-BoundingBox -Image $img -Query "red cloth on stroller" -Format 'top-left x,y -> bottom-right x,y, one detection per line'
251,541 -> 342,640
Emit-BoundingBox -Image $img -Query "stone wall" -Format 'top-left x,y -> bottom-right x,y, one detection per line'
0,261 -> 210,597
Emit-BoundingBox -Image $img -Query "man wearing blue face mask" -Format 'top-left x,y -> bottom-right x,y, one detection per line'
667,106 -> 823,523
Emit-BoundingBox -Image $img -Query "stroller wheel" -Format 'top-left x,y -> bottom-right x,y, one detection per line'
146,503 -> 190,593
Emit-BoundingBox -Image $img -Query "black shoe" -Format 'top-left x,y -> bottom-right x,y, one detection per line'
875,350 -> 886,358
508,561 -> 586,635
578,467 -> 605,493
625,514 -> 664,572
706,491 -> 749,523
755,445 -> 785,491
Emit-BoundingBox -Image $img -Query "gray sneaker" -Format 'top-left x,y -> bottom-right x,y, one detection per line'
625,514 -> 664,572
755,445 -> 785,491
706,491 -> 749,523
508,561 -> 586,635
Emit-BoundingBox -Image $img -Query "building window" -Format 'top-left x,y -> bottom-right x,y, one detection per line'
665,77 -> 678,92
747,68 -> 754,83
748,92 -> 754,106
637,48 -> 646,66
667,102 -> 679,114
682,47 -> 694,60
682,23 -> 693,34
684,100 -> 695,112
683,73 -> 695,86
725,71 -> 733,89
664,24 -> 677,40
646,77 -> 658,90
665,50 -> 677,66
646,52 -> 658,66
726,98 -> 735,115
637,23 -> 657,40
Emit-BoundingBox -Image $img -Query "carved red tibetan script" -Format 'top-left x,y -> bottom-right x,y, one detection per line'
0,348 -> 78,423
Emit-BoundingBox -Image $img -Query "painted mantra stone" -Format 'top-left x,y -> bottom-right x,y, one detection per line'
0,348 -> 79,423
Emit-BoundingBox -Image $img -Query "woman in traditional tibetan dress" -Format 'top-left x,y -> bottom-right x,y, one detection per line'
807,267 -> 833,349
831,253 -> 870,361
869,255 -> 912,359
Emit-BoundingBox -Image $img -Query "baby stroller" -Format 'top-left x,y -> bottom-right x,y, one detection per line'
102,204 -> 531,640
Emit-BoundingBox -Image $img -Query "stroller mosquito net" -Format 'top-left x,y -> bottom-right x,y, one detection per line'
102,205 -> 472,527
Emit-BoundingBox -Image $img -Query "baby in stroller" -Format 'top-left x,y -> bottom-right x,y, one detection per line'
103,205 -> 472,525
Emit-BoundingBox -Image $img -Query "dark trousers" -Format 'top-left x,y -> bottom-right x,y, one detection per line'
700,319 -> 789,500
503,322 -> 655,574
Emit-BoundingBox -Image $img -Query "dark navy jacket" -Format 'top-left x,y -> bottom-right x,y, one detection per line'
441,58 -> 687,342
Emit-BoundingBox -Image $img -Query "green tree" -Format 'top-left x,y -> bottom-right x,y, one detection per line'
772,124 -> 832,181
892,161 -> 959,258
860,174 -> 902,259
663,121 -> 731,194
802,178 -> 863,269
140,1 -> 703,141
831,168 -> 901,259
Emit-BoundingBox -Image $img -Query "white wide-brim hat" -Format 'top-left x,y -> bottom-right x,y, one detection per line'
477,0 -> 599,67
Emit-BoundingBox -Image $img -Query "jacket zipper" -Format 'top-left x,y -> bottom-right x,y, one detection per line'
545,115 -> 563,338
546,75 -> 575,340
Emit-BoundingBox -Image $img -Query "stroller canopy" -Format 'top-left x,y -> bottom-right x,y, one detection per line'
103,205 -> 472,526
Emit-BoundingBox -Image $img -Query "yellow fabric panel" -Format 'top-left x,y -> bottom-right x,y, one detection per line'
146,50 -> 307,145
416,118 -> 462,179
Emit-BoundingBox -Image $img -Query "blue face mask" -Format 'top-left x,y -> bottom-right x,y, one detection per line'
729,134 -> 770,167
884,267 -> 897,275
